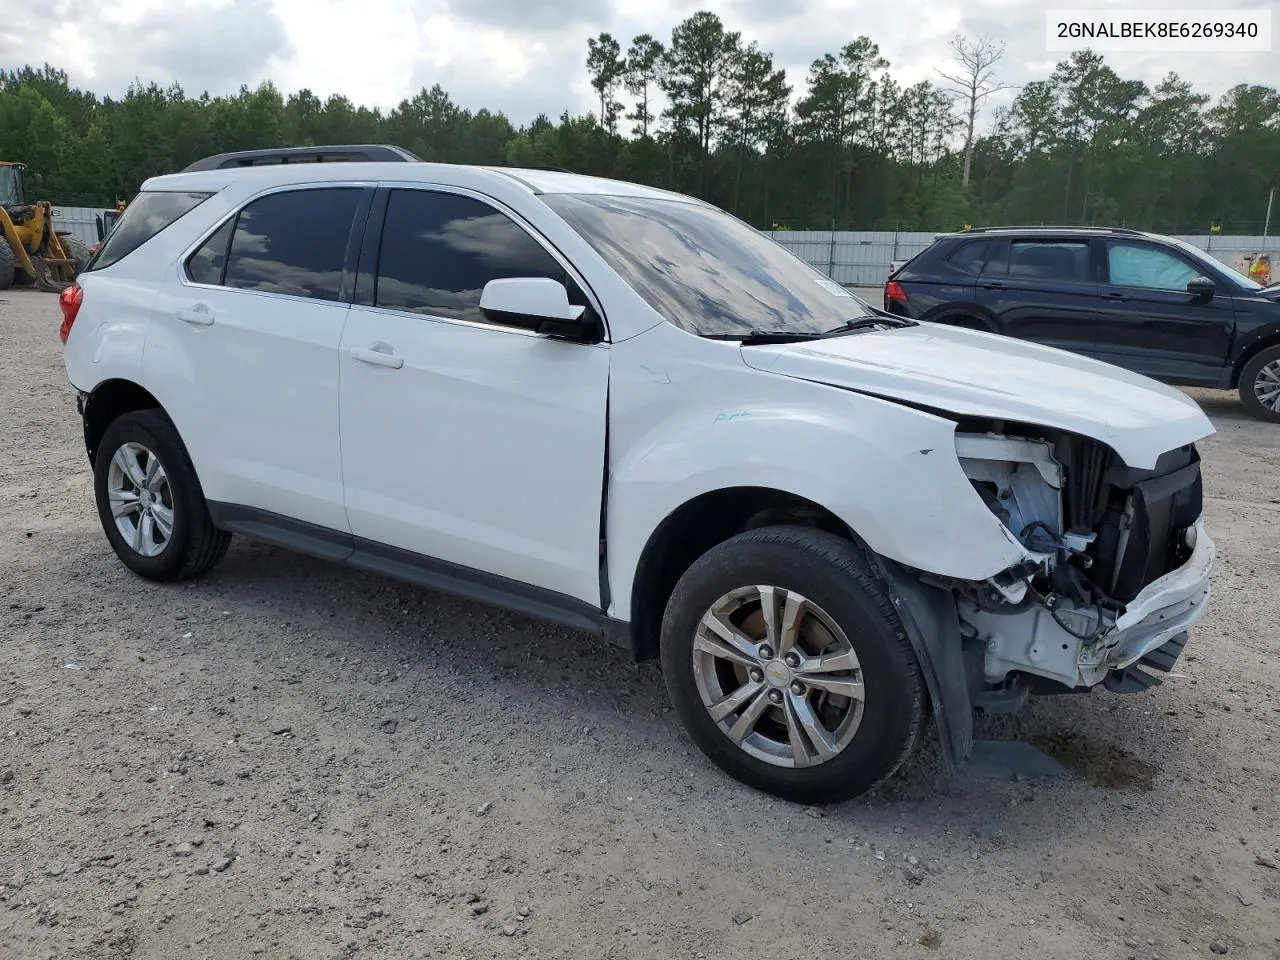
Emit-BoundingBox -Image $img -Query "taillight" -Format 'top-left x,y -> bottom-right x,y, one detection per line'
59,282 -> 83,345
884,280 -> 907,303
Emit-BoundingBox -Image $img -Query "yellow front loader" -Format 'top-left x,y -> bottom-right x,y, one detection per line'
0,161 -> 90,292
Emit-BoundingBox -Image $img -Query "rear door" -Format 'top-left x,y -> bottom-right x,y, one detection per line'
147,185 -> 370,531
1093,238 -> 1235,385
977,237 -> 1100,355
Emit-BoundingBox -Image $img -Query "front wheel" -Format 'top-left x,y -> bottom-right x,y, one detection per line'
93,409 -> 231,581
1239,345 -> 1280,422
660,526 -> 926,804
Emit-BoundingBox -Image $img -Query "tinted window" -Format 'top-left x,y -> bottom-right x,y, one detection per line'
223,188 -> 362,301
87,191 -> 211,271
185,220 -> 234,285
1107,241 -> 1201,291
1168,236 -> 1261,290
542,194 -> 879,336
375,190 -> 565,324
1008,241 -> 1091,283
946,239 -> 992,275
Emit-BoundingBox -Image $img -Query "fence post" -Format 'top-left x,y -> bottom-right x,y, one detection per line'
892,229 -> 900,264
828,229 -> 837,280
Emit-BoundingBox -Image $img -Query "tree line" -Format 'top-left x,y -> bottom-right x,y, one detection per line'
2,11 -> 1277,234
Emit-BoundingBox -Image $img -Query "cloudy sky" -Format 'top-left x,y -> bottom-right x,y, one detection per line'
6,0 -> 1277,128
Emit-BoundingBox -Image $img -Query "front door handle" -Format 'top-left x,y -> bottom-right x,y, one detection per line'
1102,293 -> 1128,302
982,281 -> 1006,291
350,344 -> 404,369
177,305 -> 214,326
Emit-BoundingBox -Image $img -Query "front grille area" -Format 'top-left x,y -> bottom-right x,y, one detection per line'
1111,456 -> 1202,600
1061,435 -> 1114,532
1057,437 -> 1202,603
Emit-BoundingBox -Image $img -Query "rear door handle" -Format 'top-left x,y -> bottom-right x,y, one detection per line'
982,282 -> 1006,290
350,344 -> 404,369
1102,293 -> 1127,302
177,305 -> 214,326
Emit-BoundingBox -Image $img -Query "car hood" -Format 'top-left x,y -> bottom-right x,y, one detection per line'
739,322 -> 1214,469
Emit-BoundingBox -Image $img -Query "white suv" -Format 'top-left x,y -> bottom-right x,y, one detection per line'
61,146 -> 1216,802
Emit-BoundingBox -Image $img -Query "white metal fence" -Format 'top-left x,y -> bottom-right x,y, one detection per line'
763,229 -> 1274,286
51,206 -> 108,246
47,204 -> 1273,285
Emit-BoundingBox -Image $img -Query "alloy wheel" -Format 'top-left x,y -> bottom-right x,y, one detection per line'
1253,359 -> 1280,412
692,584 -> 865,768
106,441 -> 174,558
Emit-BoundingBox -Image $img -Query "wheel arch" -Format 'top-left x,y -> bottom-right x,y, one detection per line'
1230,327 -> 1280,388
626,486 -> 858,662
82,378 -> 166,466
919,302 -> 1000,332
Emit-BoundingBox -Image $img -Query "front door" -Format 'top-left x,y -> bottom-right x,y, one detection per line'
977,237 -> 1100,356
1093,238 -> 1235,385
338,186 -> 610,607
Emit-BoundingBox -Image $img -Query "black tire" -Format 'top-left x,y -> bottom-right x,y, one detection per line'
60,234 -> 90,276
1238,345 -> 1280,423
660,526 -> 926,804
0,241 -> 14,290
93,409 -> 231,581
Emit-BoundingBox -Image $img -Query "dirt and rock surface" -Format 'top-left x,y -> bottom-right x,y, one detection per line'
1,287 -> 1277,959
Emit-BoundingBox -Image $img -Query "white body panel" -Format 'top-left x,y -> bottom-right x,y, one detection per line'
338,305 -> 609,603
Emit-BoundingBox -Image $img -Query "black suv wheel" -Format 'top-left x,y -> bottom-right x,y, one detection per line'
1239,345 -> 1280,422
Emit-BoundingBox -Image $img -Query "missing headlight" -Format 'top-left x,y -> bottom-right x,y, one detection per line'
955,433 -> 1064,543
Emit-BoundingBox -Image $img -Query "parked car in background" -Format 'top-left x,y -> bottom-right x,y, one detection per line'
61,153 -> 1216,802
884,226 -> 1280,421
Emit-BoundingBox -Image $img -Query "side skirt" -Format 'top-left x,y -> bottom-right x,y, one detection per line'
207,502 -> 630,643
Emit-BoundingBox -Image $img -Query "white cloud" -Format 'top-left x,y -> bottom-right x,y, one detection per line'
2,0 -> 1275,128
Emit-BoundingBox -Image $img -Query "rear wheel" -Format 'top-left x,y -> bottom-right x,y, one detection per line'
660,526 -> 926,803
93,409 -> 231,581
1238,345 -> 1280,423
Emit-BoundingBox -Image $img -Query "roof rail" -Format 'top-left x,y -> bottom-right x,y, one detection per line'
962,225 -> 1146,236
181,144 -> 422,173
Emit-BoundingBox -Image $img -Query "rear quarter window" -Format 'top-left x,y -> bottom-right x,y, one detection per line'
944,239 -> 993,275
85,191 -> 212,271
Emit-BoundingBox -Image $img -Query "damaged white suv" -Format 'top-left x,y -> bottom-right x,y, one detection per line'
61,146 -> 1215,802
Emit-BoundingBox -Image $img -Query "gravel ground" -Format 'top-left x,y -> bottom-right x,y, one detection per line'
2,287 -> 1278,960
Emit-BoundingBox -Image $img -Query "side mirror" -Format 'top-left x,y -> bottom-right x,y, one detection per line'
1187,276 -> 1216,299
480,277 -> 590,338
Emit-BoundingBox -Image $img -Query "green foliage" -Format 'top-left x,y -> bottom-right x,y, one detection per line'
2,25 -> 1277,233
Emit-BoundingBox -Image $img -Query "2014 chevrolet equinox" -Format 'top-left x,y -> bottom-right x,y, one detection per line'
60,147 -> 1216,803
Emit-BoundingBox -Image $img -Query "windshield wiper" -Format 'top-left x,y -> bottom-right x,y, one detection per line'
702,330 -> 828,344
703,313 -> 916,344
821,314 -> 915,335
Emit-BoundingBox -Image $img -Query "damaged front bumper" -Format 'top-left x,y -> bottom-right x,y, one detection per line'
1100,516 -> 1213,674
963,517 -> 1214,691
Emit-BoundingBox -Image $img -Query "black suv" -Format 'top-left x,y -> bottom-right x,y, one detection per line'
884,227 -> 1280,421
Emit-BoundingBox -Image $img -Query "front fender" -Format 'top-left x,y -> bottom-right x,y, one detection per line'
605,325 -> 1031,618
